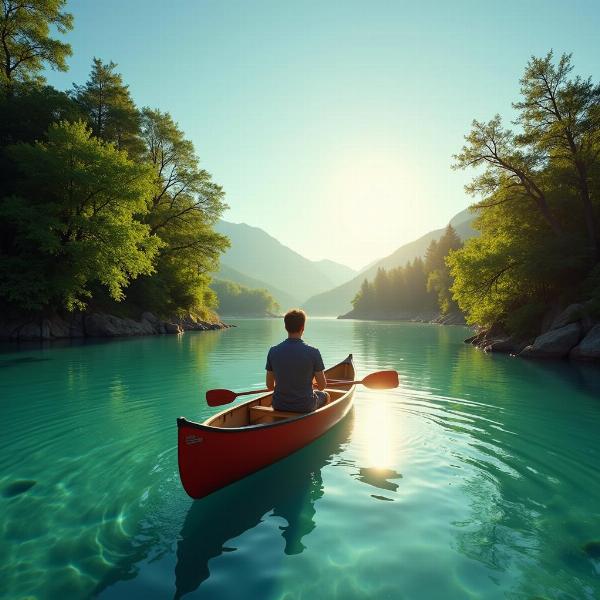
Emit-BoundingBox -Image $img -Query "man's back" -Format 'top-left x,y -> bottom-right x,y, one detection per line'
266,338 -> 325,412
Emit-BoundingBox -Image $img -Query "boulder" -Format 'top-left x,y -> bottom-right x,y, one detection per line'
549,303 -> 585,331
164,322 -> 183,334
483,337 -> 526,354
570,324 -> 600,361
519,322 -> 582,359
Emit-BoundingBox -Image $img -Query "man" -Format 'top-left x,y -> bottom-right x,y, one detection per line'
266,309 -> 329,413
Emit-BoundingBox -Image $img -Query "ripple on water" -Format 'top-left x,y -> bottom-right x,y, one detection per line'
1,321 -> 600,599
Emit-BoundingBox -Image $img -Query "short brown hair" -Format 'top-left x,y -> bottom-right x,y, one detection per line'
284,309 -> 306,333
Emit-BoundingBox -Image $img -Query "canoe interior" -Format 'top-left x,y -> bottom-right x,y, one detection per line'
206,357 -> 355,429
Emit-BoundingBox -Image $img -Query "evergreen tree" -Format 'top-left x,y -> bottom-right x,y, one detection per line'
73,58 -> 143,156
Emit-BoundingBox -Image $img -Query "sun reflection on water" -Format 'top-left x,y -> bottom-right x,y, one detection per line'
355,392 -> 396,470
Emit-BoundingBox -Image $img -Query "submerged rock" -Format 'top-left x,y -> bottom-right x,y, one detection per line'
2,479 -> 37,498
582,540 -> 600,559
519,323 -> 582,359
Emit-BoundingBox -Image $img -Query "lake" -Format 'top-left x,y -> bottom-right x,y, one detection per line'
1,318 -> 600,599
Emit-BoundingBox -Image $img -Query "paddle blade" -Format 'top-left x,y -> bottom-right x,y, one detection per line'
206,388 -> 237,407
362,370 -> 399,390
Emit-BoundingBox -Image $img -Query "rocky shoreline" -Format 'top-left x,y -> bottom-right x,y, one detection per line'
0,311 -> 232,342
466,303 -> 600,363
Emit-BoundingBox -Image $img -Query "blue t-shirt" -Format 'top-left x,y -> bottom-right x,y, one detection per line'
265,338 -> 325,412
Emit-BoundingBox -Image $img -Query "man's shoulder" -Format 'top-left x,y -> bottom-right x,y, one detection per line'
303,343 -> 322,356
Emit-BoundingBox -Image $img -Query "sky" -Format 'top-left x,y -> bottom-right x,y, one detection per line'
45,0 -> 600,270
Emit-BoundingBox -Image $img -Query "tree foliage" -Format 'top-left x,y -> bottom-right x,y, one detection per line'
450,52 -> 600,331
351,226 -> 463,318
0,15 -> 229,319
73,58 -> 143,156
212,280 -> 280,316
0,121 -> 161,310
0,0 -> 73,89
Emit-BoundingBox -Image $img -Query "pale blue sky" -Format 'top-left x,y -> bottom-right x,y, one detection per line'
46,0 -> 600,269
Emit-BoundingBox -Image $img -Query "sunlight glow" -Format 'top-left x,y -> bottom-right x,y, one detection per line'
355,395 -> 395,469
322,149 -> 425,268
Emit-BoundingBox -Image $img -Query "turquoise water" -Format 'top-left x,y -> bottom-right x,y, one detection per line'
1,319 -> 600,599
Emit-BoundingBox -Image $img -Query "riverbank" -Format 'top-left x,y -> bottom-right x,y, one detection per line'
0,310 -> 231,342
466,302 -> 600,363
338,310 -> 466,325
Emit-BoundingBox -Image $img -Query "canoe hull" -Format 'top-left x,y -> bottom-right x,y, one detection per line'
177,355 -> 355,499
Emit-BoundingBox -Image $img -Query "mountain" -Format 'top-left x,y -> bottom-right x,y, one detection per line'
312,259 -> 357,286
215,263 -> 299,309
302,208 -> 478,316
214,220 -> 356,304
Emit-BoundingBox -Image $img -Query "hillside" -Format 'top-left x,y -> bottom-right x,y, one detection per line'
214,220 -> 356,303
302,209 -> 477,316
215,264 -> 299,309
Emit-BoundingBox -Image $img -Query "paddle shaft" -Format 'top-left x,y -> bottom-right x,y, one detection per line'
206,370 -> 399,406
232,379 -> 354,399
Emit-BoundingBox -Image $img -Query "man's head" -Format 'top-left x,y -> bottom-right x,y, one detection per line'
284,309 -> 306,336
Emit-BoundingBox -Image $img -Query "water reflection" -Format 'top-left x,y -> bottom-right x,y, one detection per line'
355,467 -> 402,493
173,414 -> 354,599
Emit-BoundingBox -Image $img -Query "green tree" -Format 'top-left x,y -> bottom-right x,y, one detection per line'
449,52 -> 600,332
0,120 -> 161,310
426,225 -> 462,314
125,108 -> 229,316
73,58 -> 142,156
212,280 -> 279,316
0,0 -> 73,90
514,51 -> 600,260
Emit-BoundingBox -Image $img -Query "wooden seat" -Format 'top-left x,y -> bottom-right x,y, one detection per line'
249,405 -> 302,424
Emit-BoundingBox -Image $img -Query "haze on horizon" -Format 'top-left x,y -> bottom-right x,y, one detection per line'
46,0 -> 600,271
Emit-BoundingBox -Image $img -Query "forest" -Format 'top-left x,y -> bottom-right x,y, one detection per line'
350,225 -> 462,318
0,1 -> 229,322
211,280 -> 280,317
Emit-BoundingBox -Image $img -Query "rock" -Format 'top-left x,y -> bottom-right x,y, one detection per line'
85,313 -> 156,337
519,323 -> 582,359
2,479 -> 37,498
570,324 -> 600,361
583,540 -> 600,559
484,337 -> 523,354
14,321 -> 41,341
550,303 -> 585,331
540,303 -> 563,334
164,322 -> 183,334
141,311 -> 159,325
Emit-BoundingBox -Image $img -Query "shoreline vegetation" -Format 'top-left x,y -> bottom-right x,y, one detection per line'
1,6 -> 598,362
0,3 -> 231,342
343,52 -> 600,363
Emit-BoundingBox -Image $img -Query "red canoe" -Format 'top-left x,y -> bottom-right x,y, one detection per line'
177,354 -> 356,499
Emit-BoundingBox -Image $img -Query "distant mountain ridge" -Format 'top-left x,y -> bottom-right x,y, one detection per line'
302,208 -> 477,316
214,220 -> 357,305
215,264 -> 298,309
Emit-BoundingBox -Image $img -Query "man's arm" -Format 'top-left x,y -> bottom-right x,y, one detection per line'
265,348 -> 275,390
314,370 -> 327,391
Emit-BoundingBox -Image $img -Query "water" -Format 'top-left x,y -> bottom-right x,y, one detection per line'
1,319 -> 600,599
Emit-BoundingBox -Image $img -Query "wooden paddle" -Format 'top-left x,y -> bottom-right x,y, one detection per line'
205,370 -> 399,407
